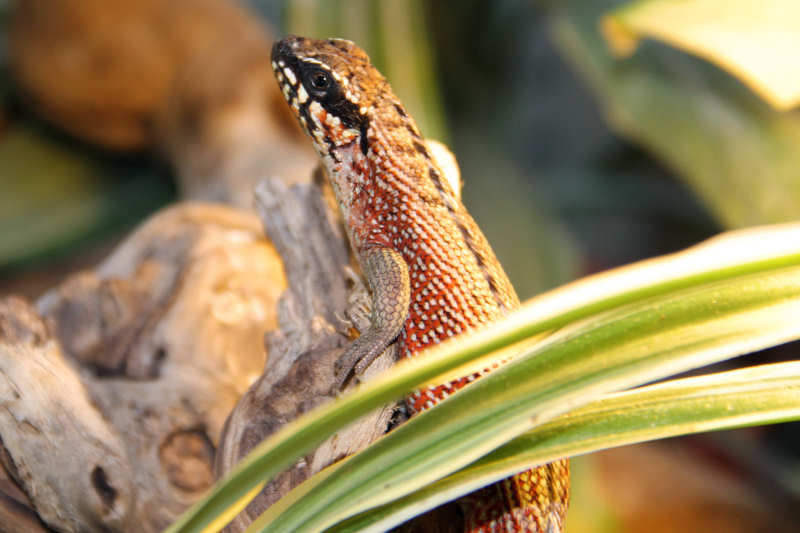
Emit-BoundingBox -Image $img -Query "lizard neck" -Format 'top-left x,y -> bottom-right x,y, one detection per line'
325,98 -> 458,252
326,99 -> 519,361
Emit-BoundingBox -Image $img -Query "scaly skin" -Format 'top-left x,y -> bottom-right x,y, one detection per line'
271,35 -> 569,533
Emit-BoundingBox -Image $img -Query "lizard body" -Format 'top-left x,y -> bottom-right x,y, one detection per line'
272,35 -> 568,533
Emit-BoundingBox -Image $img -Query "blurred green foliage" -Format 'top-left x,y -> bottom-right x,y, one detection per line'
554,0 -> 800,229
424,0 -> 719,293
0,124 -> 173,271
602,0 -> 800,110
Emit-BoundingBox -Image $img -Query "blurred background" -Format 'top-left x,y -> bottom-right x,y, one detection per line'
1,0 -> 799,531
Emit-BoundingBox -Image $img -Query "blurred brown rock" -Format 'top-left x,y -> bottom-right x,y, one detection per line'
8,0 -> 316,206
9,0 -> 288,150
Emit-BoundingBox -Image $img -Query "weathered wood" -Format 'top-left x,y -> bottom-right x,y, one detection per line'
215,174 -> 396,532
5,2 -> 397,530
0,296 -> 134,531
0,454 -> 52,533
0,203 -> 285,532
0,188 -> 398,532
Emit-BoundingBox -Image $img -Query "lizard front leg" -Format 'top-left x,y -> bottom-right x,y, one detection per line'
335,247 -> 410,387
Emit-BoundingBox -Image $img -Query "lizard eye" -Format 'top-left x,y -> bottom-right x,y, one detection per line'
304,68 -> 333,97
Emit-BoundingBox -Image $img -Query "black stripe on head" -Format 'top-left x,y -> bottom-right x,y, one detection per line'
273,37 -> 370,151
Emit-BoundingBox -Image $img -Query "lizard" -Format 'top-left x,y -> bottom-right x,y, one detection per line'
271,35 -> 569,533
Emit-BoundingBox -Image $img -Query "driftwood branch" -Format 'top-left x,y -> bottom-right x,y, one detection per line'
0,297 -> 133,531
0,185 -> 396,532
215,173 -> 396,532
0,204 -> 286,532
4,1 -> 398,530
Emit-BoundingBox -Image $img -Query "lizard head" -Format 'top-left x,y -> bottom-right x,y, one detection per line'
271,35 -> 384,159
271,36 -> 443,253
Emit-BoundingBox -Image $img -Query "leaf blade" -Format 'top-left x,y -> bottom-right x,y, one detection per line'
333,361 -> 800,533
601,0 -> 800,110
166,223 -> 800,533
249,264 -> 800,533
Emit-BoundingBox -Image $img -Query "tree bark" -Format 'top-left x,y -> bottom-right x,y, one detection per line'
0,185 -> 396,532
0,204 -> 286,531
215,174 -> 396,532
3,1 -> 394,530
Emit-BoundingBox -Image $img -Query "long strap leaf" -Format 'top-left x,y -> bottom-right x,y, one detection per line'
249,266 -> 800,533
332,361 -> 800,532
166,223 -> 800,533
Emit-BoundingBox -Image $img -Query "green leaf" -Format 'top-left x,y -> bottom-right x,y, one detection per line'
0,124 -> 173,268
552,1 -> 800,228
166,222 -> 800,533
249,264 -> 800,533
332,362 -> 800,532
601,0 -> 800,110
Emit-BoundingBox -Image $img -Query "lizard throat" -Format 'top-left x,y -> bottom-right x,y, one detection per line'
324,139 -> 373,251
